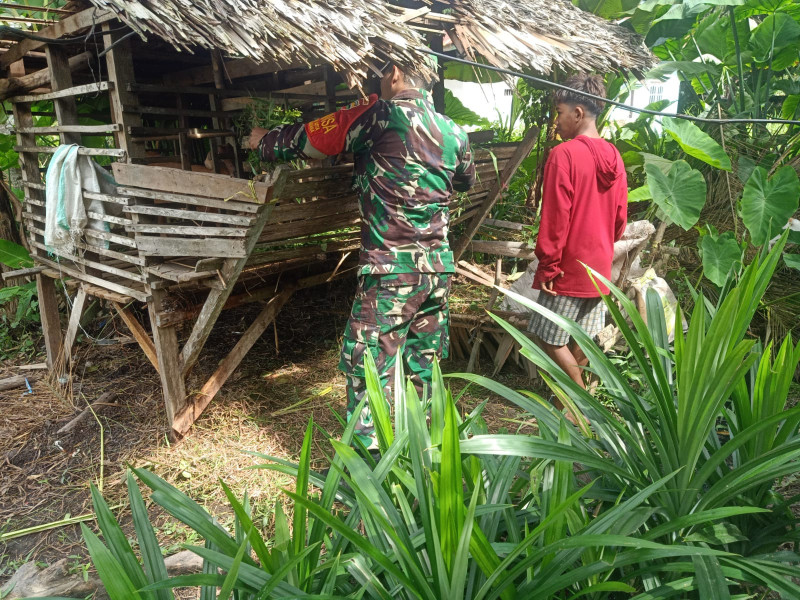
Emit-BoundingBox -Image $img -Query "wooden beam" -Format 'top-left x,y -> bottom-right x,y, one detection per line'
0,51 -> 91,101
0,3 -> 75,15
1,8 -> 115,68
112,302 -> 159,372
116,185 -> 259,213
16,124 -> 120,134
2,265 -> 45,281
0,16 -> 57,26
32,254 -> 149,301
11,80 -> 110,103
171,288 -> 294,437
481,218 -> 525,231
103,24 -> 145,160
14,145 -> 125,157
452,126 -> 540,261
467,240 -> 537,259
112,163 -> 270,203
178,200 -> 276,375
62,286 -> 87,365
148,289 -> 186,427
152,262 -> 355,327
135,236 -> 248,258
170,56 -> 312,87
36,274 -> 63,370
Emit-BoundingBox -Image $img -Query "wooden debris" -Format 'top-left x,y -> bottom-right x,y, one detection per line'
55,392 -> 117,435
0,373 -> 40,392
18,363 -> 47,371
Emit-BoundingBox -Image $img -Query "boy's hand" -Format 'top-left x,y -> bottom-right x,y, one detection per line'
248,127 -> 269,151
540,272 -> 564,296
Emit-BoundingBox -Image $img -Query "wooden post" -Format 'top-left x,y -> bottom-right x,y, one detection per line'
62,286 -> 88,365
176,94 -> 192,170
171,287 -> 294,437
10,60 -> 64,368
45,46 -> 80,145
324,65 -> 337,113
37,274 -> 63,370
427,25 -> 446,114
102,24 -> 145,161
211,51 -> 242,178
148,289 -> 187,427
452,126 -> 539,261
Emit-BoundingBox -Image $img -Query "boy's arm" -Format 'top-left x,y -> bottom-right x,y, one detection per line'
614,174 -> 628,242
453,138 -> 476,192
251,95 -> 387,161
535,154 -> 573,283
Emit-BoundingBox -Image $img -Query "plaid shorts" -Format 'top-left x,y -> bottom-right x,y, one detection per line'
527,294 -> 606,347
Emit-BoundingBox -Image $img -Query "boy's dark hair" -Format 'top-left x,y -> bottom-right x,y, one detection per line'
553,73 -> 606,116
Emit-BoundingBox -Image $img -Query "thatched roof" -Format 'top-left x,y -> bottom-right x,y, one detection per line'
87,0 -> 433,89
443,0 -> 654,74
87,0 -> 654,89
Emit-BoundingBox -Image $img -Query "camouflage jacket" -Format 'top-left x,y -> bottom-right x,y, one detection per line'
258,89 -> 475,274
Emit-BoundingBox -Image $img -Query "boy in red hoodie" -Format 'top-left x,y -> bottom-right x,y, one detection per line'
530,74 -> 627,415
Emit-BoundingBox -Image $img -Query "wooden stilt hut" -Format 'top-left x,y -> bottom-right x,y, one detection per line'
0,0 -> 653,437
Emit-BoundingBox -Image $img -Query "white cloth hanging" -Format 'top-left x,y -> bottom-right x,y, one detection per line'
44,144 -> 118,254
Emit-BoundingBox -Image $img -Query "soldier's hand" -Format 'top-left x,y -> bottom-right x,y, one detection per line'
248,127 -> 269,151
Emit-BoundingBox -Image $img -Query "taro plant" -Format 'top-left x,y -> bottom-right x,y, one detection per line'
453,232 -> 800,597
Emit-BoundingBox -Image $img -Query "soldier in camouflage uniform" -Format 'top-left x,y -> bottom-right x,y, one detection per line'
249,62 -> 475,449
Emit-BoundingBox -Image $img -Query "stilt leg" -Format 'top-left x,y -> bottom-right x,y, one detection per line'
37,274 -> 63,370
148,291 -> 186,427
62,286 -> 88,366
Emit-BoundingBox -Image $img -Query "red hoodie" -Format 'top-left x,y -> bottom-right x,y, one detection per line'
533,135 -> 627,297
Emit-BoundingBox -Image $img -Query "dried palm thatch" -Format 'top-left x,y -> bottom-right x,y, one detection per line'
443,0 -> 654,75
86,0 -> 653,91
87,0 -> 435,90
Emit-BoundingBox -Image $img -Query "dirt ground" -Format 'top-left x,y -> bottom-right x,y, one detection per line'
0,276 -> 537,585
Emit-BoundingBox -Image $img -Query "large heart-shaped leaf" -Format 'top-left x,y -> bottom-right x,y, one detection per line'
642,152 -> 674,175
749,12 -> 800,62
647,61 -> 722,80
646,160 -> 707,230
662,117 -> 732,170
781,95 -> 800,120
700,232 -> 742,286
784,253 -> 800,271
628,185 -> 652,202
0,240 -> 33,269
444,89 -> 490,128
740,166 -> 800,246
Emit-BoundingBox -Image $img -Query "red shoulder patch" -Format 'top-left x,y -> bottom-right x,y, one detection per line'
304,94 -> 378,156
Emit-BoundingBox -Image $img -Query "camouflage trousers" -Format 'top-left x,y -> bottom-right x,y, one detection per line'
338,272 -> 451,449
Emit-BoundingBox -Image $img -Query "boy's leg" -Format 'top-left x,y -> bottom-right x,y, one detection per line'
568,340 -> 589,368
539,341 -> 586,390
528,295 -> 604,419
